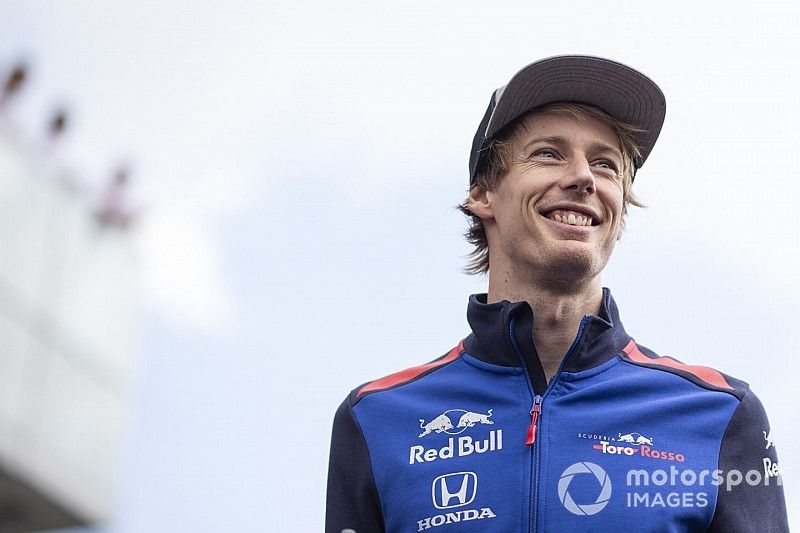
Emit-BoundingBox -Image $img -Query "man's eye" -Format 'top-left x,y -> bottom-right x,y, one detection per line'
534,149 -> 557,158
595,160 -> 618,171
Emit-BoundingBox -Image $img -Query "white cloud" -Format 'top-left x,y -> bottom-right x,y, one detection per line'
135,204 -> 236,334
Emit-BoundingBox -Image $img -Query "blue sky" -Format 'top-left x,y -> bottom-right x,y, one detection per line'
2,1 -> 798,530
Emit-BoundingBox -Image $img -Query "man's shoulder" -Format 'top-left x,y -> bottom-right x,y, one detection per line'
343,340 -> 466,408
619,339 -> 751,401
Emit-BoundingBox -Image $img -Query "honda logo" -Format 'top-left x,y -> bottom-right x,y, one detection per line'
432,472 -> 477,509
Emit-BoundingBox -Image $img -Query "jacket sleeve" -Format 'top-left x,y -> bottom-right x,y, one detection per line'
325,396 -> 385,533
707,389 -> 789,532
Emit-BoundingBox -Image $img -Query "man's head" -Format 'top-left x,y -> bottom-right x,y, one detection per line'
460,56 -> 665,277
460,102 -> 645,275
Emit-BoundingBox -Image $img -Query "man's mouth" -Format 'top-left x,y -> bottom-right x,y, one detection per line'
543,209 -> 597,227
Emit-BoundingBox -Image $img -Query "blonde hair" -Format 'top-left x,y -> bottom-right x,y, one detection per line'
458,102 -> 646,275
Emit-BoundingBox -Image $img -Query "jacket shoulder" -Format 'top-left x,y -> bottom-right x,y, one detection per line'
620,339 -> 749,400
348,340 -> 465,406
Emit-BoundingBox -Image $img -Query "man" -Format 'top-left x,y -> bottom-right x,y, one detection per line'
326,56 -> 788,532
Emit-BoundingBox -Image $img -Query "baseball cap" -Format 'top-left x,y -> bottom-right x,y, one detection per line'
469,55 -> 666,184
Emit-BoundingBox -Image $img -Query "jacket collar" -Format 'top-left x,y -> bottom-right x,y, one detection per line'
462,288 -> 631,393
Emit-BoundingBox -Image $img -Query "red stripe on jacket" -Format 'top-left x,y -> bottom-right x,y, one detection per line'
357,340 -> 464,398
623,339 -> 733,391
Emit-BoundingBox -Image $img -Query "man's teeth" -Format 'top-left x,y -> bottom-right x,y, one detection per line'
551,212 -> 593,227
555,213 -> 592,226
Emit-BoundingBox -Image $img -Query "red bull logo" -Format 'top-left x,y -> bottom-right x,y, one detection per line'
412,408 -> 501,464
410,430 -> 503,464
418,409 -> 494,437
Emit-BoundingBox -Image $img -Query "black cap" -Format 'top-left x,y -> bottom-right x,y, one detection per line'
469,55 -> 666,184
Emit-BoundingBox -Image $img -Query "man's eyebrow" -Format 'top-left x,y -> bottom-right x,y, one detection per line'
520,136 -> 567,151
590,142 -> 624,160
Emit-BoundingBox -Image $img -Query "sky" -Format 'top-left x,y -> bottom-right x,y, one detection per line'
1,1 -> 798,530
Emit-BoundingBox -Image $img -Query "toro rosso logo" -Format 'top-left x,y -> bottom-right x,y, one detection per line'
419,409 -> 494,437
590,431 -> 686,462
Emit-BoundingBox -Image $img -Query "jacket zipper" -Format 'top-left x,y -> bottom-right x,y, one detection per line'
508,318 -> 537,533
526,395 -> 542,446
510,314 -> 591,533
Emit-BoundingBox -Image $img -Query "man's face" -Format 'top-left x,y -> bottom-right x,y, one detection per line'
472,108 -> 626,285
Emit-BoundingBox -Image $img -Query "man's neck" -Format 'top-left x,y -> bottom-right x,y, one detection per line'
486,271 -> 604,382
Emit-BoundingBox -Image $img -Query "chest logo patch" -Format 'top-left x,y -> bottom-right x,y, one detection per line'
419,409 -> 494,437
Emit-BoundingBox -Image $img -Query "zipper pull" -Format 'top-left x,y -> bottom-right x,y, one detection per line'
526,395 -> 542,446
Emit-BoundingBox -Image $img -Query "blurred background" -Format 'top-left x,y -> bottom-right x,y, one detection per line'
0,1 -> 797,531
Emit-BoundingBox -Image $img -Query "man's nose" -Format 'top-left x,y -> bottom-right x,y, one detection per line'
560,157 -> 596,194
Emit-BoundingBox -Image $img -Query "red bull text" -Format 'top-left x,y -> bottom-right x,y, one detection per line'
409,430 -> 503,464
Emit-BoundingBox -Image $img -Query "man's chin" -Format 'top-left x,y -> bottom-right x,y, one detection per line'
528,248 -> 604,285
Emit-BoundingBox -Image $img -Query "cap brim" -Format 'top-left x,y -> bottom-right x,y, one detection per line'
485,55 -> 666,169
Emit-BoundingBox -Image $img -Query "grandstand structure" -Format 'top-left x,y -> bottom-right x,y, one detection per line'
0,63 -> 139,532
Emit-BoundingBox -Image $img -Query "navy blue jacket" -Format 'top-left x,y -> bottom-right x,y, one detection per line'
326,290 -> 788,532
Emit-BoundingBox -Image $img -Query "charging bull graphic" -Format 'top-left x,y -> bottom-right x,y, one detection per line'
764,430 -> 775,450
419,409 -> 494,437
458,409 -> 494,429
419,414 -> 454,437
618,432 -> 653,445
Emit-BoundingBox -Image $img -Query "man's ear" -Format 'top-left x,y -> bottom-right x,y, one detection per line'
467,185 -> 494,220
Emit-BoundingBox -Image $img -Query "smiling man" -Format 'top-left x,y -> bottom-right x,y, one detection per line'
326,56 -> 788,532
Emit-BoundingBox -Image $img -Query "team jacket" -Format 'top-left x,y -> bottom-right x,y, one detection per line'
326,289 -> 789,532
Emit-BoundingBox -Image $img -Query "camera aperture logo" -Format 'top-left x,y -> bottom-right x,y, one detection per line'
558,462 -> 612,516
